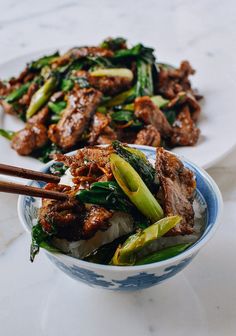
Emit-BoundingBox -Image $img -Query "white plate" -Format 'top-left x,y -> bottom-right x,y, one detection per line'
0,48 -> 235,178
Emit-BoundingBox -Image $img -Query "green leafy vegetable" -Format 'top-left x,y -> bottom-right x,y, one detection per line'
104,87 -> 136,107
112,141 -> 157,192
100,37 -> 127,51
49,100 -> 67,122
111,216 -> 181,265
114,44 -> 155,64
87,56 -> 113,69
30,222 -> 58,262
74,76 -> 90,88
163,109 -> 176,125
48,101 -> 66,114
151,95 -> 169,108
111,110 -> 134,123
76,181 -> 134,213
110,153 -> 163,222
60,78 -> 74,92
135,243 -> 191,265
97,106 -> 107,114
37,142 -> 62,163
122,103 -> 134,111
84,234 -> 129,264
5,83 -> 30,103
0,128 -> 15,140
49,162 -> 68,177
29,52 -> 59,71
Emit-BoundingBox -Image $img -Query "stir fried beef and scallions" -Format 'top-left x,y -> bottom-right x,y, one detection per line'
0,38 -> 202,162
30,142 -> 203,266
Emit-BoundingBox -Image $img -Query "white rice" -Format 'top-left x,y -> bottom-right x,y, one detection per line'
52,211 -> 134,259
59,168 -> 74,187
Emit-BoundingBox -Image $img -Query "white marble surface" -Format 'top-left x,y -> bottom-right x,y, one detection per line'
0,0 -> 236,335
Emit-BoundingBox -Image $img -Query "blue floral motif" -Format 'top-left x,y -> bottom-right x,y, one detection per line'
111,257 -> 193,290
47,255 -> 193,290
50,257 -> 114,288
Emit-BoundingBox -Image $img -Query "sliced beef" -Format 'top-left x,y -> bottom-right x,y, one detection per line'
39,183 -> 86,241
167,91 -> 201,123
134,125 -> 161,147
185,92 -> 201,122
48,88 -> 102,150
10,106 -> 50,156
0,99 -> 16,115
18,82 -> 38,106
155,147 -> 196,235
8,67 -> 36,85
39,184 -> 112,241
11,123 -> 48,155
88,112 -> 117,145
75,70 -> 132,96
82,205 -> 113,239
171,106 -> 200,146
134,96 -> 172,137
88,112 -> 111,145
96,126 -> 117,145
54,146 -> 114,182
156,61 -> 196,99
28,106 -> 50,124
53,47 -> 114,67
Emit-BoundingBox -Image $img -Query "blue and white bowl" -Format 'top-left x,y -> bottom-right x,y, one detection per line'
18,146 -> 223,291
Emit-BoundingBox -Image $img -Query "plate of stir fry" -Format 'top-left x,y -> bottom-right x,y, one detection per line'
19,142 -> 207,265
0,37 -> 208,171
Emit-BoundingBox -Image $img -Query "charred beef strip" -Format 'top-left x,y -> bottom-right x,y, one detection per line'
53,47 -> 114,67
170,105 -> 200,147
167,91 -> 201,123
39,184 -> 85,241
155,147 -> 196,235
134,125 -> 161,147
27,106 -> 50,124
88,112 -> 117,145
184,92 -> 201,122
54,146 -> 114,183
39,183 -> 112,241
75,70 -> 132,96
48,88 -> 102,150
82,205 -> 113,239
10,107 -> 50,156
88,112 -> 111,145
11,123 -> 48,156
156,61 -> 196,100
96,125 -> 117,145
134,96 -> 172,137
18,82 -> 39,107
8,67 -> 36,86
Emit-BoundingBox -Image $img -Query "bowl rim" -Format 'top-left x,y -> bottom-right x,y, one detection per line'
18,145 -> 223,272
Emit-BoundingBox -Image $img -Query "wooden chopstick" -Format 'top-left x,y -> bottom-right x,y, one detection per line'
0,163 -> 60,183
0,181 -> 68,200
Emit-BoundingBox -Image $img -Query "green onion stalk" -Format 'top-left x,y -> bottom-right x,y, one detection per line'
26,76 -> 58,119
110,153 -> 163,222
135,243 -> 191,265
111,215 -> 182,265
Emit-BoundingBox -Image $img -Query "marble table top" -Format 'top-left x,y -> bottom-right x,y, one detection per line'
0,0 -> 236,335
